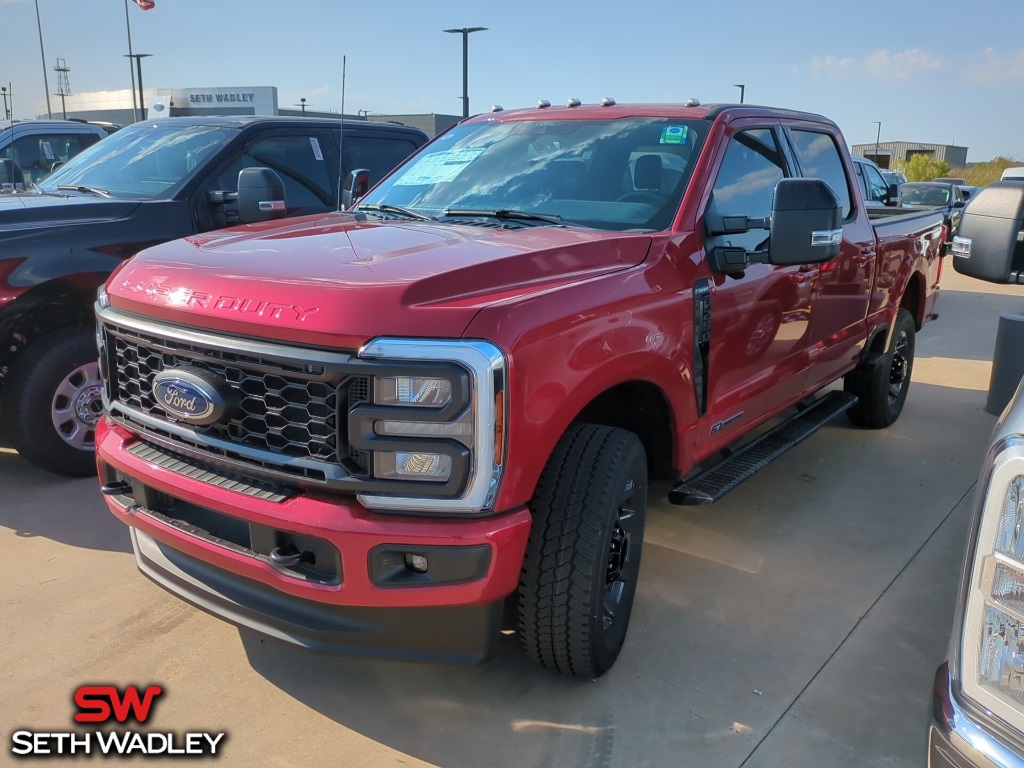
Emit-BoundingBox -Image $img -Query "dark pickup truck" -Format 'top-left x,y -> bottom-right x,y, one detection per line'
0,116 -> 427,475
95,102 -> 945,676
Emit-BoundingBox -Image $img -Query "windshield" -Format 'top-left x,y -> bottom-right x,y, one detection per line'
899,184 -> 950,206
358,117 -> 705,232
37,122 -> 238,199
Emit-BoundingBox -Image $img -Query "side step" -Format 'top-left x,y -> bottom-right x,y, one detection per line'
668,391 -> 858,506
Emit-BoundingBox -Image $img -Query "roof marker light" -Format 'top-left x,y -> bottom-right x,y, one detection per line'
490,105 -> 504,113
537,99 -> 551,109
567,98 -> 581,107
685,98 -> 701,107
600,97 -> 616,107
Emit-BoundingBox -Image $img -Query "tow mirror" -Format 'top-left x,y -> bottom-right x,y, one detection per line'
886,183 -> 899,205
767,178 -> 843,266
237,167 -> 286,223
342,168 -> 371,210
952,181 -> 1024,284
0,158 -> 26,191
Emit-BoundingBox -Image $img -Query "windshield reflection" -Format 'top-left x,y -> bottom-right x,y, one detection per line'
38,122 -> 237,200
359,117 -> 705,232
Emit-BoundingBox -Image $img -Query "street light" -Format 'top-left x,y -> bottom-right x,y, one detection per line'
1,86 -> 9,120
443,26 -> 487,119
734,83 -> 745,104
298,97 -> 306,115
124,53 -> 151,121
872,121 -> 882,165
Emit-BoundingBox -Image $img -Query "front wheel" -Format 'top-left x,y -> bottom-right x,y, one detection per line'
2,328 -> 102,476
845,308 -> 916,428
517,424 -> 648,678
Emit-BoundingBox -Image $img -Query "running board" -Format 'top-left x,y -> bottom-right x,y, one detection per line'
668,391 -> 858,506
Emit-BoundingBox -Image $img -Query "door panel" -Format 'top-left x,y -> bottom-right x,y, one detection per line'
702,124 -> 812,441
787,127 -> 874,384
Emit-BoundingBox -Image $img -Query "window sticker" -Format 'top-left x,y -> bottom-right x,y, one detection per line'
660,126 -> 689,145
309,137 -> 324,161
41,141 -> 55,160
393,147 -> 486,185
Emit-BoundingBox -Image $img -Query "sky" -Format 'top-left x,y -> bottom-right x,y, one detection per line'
0,0 -> 1021,162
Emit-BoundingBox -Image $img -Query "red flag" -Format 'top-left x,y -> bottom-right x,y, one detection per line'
133,0 -> 155,9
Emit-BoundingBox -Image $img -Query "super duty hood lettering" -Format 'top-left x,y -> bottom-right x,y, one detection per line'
118,279 -> 320,322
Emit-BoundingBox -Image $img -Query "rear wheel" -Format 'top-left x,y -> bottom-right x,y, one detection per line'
3,328 -> 101,476
845,308 -> 916,428
517,424 -> 647,678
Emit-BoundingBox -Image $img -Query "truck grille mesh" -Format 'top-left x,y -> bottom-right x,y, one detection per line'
108,326 -> 343,465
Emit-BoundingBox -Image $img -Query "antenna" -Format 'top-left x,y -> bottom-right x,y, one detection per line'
336,55 -> 346,212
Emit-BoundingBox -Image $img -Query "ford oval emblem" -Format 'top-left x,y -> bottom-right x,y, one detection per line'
151,368 -> 231,425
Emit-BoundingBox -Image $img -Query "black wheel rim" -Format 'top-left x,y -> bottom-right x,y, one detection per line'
603,473 -> 641,633
888,330 -> 910,404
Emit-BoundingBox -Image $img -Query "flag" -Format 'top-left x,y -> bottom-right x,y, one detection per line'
133,0 -> 155,10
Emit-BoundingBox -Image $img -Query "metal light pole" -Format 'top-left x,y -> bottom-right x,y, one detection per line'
124,53 -> 152,121
299,97 -> 306,115
872,121 -> 882,165
34,0 -> 53,118
1,86 -> 9,120
734,83 -> 745,104
443,27 -> 487,118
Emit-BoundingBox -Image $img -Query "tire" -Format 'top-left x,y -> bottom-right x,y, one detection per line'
845,308 -> 916,428
517,424 -> 648,678
3,328 -> 102,476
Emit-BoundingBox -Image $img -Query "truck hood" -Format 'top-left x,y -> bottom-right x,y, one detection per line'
107,212 -> 652,348
0,191 -> 141,232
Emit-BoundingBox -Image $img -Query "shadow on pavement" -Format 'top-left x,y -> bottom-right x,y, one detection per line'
0,450 -> 131,554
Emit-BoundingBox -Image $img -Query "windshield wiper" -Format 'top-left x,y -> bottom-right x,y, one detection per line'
440,208 -> 568,226
57,184 -> 113,198
357,203 -> 432,221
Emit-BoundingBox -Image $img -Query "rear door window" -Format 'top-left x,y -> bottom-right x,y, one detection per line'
787,129 -> 852,220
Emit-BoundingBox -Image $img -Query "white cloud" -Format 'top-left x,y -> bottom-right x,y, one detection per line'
809,49 -> 944,82
962,48 -> 1024,85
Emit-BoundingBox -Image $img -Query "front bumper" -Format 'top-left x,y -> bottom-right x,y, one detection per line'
96,421 -> 532,661
930,663 -> 1024,768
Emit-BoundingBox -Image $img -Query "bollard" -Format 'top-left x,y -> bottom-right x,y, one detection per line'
986,311 -> 1024,415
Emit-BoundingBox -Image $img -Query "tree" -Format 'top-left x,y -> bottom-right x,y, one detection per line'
899,154 -> 953,182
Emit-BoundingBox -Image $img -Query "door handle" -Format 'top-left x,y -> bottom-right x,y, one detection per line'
790,267 -> 819,284
851,251 -> 875,265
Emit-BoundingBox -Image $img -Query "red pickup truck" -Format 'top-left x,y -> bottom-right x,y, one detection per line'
94,102 -> 944,677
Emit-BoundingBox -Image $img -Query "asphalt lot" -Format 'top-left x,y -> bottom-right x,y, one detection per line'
1,266 -> 1020,767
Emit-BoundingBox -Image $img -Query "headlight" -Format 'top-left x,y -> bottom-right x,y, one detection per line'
350,339 -> 506,513
960,439 -> 1024,723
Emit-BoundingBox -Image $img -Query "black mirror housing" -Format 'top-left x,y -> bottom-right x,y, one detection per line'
768,178 -> 843,266
886,183 -> 899,205
952,181 -> 1024,284
0,157 -> 26,189
237,167 -> 286,223
342,168 -> 371,210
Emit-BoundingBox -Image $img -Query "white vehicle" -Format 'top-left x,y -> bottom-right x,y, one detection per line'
933,182 -> 1024,766
1001,167 -> 1024,181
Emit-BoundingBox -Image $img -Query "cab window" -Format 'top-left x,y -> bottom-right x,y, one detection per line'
706,128 -> 786,252
3,132 -> 100,184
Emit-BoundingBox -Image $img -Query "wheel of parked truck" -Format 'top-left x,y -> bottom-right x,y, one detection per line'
517,423 -> 648,678
3,328 -> 102,477
844,308 -> 916,428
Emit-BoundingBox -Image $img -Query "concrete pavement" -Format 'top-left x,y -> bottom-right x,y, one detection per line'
0,267 -> 1018,767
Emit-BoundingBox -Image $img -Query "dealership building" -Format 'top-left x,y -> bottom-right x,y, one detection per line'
36,85 -> 460,138
851,141 -> 969,170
